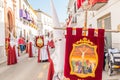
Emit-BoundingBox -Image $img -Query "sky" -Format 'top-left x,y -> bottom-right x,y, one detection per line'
28,0 -> 69,23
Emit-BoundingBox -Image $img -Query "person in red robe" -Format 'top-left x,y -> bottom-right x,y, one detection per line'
28,36 -> 36,58
29,41 -> 33,57
7,29 -> 18,65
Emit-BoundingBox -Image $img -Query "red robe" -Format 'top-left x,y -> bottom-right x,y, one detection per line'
7,45 -> 17,65
29,42 -> 33,57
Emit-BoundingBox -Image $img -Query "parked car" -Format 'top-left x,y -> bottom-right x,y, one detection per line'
106,48 -> 120,76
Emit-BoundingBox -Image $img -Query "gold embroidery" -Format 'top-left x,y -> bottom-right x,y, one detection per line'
69,37 -> 98,78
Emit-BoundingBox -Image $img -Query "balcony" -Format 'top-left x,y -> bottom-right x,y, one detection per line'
89,0 -> 108,10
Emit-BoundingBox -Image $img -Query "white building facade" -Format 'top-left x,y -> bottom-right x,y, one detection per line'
0,0 -> 38,63
16,0 -> 38,40
35,9 -> 53,35
0,0 -> 5,63
67,0 -> 120,49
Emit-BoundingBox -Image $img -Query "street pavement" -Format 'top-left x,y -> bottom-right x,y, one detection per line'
102,70 -> 120,80
0,54 -> 120,80
0,54 -> 49,80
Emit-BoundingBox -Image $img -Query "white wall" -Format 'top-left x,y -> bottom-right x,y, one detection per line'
0,2 -> 6,63
41,12 -> 53,35
0,8 -> 5,46
15,0 -> 38,38
77,0 -> 120,49
89,0 -> 120,49
68,0 -> 120,49
110,0 -> 120,48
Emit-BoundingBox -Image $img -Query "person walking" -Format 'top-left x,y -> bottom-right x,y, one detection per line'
18,36 -> 25,54
7,29 -> 17,65
40,34 -> 49,62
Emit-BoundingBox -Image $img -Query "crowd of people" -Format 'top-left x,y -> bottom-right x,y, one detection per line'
6,29 -> 55,65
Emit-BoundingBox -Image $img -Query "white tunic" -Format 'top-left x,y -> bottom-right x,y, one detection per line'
10,32 -> 19,59
40,37 -> 49,60
51,30 -> 65,79
31,39 -> 36,56
52,30 -> 65,73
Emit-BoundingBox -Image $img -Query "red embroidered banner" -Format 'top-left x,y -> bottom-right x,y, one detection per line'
36,36 -> 44,48
64,28 -> 104,80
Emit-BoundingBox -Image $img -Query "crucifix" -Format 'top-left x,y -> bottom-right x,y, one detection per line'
79,45 -> 89,59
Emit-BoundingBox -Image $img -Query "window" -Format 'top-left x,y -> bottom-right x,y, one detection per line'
97,13 -> 112,48
97,13 -> 111,29
74,1 -> 77,13
72,16 -> 77,23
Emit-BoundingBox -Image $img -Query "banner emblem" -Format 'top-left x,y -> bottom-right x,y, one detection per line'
36,36 -> 44,48
69,37 -> 98,78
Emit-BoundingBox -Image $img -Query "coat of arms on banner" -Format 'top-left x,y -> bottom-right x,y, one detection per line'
36,36 -> 44,48
69,37 -> 98,78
